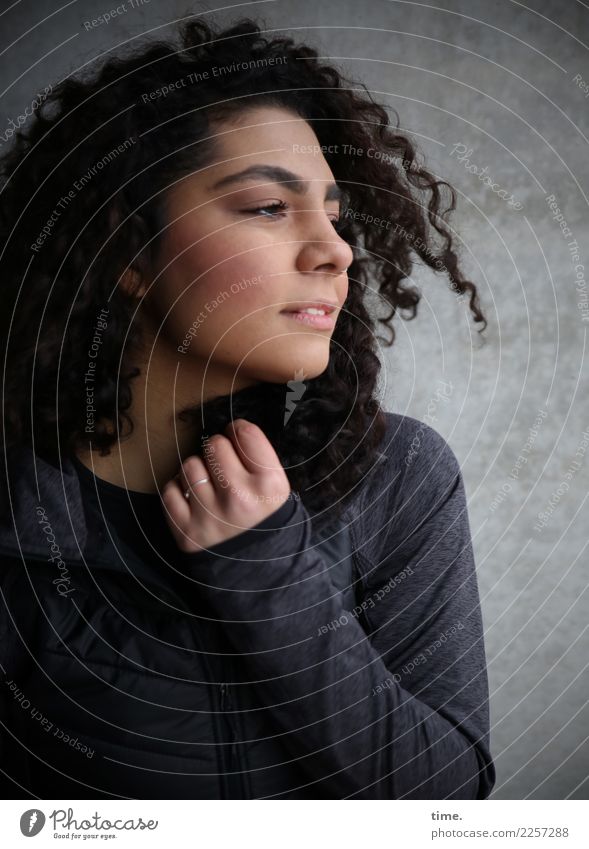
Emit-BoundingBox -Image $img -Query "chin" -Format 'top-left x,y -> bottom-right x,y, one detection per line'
281,360 -> 330,384
238,338 -> 331,384
241,360 -> 328,385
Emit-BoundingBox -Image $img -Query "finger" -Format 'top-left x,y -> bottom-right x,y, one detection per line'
179,455 -> 218,504
201,433 -> 247,488
224,419 -> 283,475
160,477 -> 191,524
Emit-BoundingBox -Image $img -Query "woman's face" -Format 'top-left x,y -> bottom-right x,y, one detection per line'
143,105 -> 354,390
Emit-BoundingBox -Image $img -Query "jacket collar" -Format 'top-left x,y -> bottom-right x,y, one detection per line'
0,445 -> 107,564
0,441 -> 389,567
0,446 -> 201,604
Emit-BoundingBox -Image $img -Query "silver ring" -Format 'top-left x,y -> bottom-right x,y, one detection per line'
183,477 -> 210,499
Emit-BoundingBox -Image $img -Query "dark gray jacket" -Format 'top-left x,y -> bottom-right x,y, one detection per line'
0,411 -> 495,799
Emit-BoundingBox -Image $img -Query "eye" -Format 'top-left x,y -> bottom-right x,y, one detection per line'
242,201 -> 289,218
241,201 -> 346,232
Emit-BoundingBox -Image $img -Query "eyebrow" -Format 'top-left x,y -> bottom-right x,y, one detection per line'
208,165 -> 344,202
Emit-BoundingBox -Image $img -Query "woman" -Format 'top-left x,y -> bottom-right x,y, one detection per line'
0,16 -> 494,799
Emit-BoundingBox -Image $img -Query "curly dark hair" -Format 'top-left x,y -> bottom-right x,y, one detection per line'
0,14 -> 487,521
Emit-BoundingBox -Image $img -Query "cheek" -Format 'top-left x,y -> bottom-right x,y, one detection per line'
151,234 -> 266,333
153,218 -> 293,326
187,280 -> 276,346
166,273 -> 279,360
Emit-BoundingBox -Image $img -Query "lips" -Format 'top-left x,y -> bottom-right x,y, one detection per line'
281,309 -> 336,330
280,301 -> 338,315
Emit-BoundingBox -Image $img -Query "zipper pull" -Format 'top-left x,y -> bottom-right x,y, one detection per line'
220,682 -> 227,710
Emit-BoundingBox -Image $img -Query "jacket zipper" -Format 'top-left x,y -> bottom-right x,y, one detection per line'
219,682 -> 245,799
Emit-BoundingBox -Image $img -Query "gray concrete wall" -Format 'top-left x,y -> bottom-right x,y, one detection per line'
1,0 -> 587,800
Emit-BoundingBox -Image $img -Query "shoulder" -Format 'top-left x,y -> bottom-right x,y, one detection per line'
350,411 -> 466,560
380,410 -> 461,474
367,410 -> 462,502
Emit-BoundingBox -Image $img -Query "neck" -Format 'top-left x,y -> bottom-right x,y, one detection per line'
75,336 -> 258,494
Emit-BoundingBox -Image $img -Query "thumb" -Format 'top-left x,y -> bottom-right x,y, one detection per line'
225,419 -> 283,474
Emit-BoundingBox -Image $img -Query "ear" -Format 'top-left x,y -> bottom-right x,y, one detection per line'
119,265 -> 147,300
109,204 -> 150,300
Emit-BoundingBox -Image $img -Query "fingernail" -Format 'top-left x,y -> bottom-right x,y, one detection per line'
235,419 -> 254,433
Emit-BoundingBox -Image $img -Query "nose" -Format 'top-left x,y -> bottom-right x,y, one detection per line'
295,213 -> 354,277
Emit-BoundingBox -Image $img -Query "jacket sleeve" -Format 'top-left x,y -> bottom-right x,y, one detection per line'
349,420 -> 495,800
0,558 -> 34,798
176,425 -> 495,800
